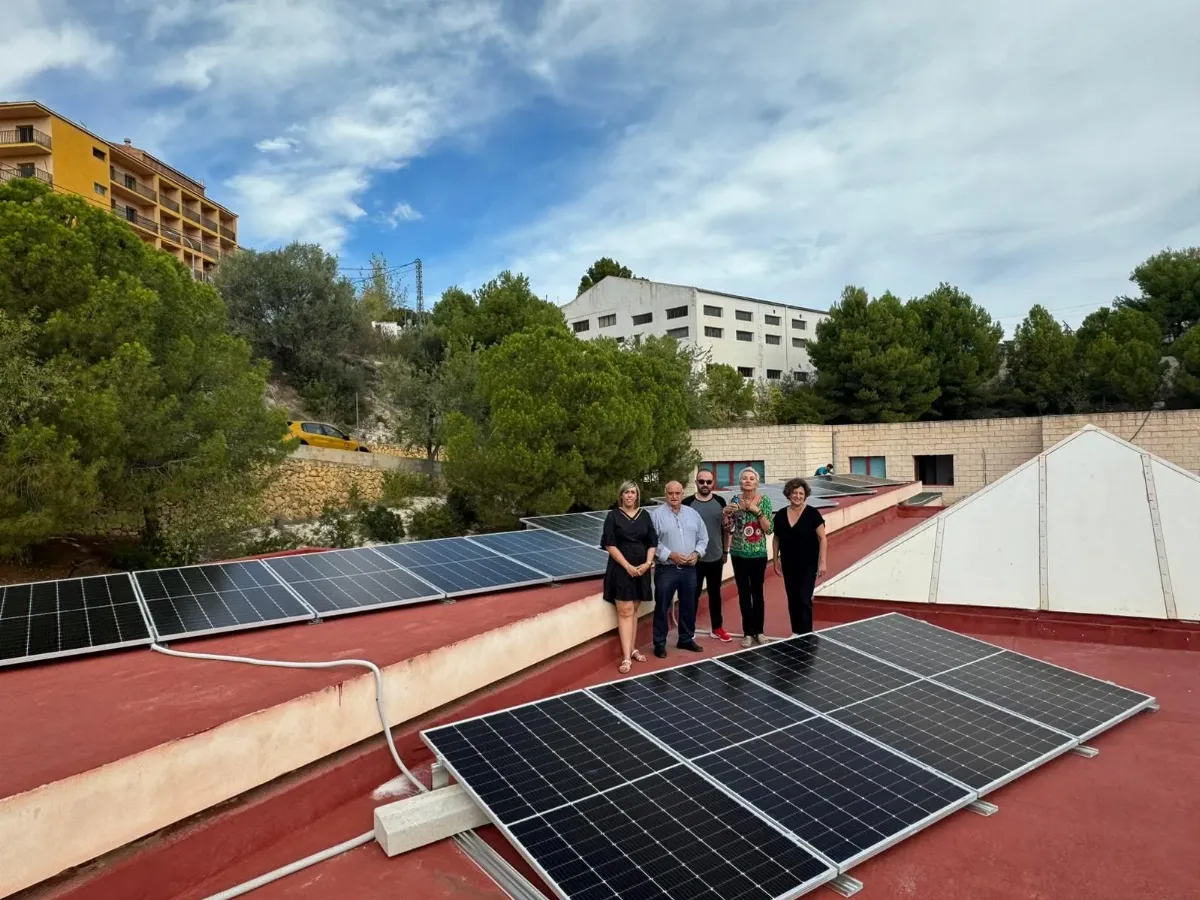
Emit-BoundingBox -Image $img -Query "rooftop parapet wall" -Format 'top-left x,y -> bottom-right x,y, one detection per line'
692,410 -> 1200,503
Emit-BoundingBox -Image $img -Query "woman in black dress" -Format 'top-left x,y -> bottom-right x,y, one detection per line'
600,480 -> 658,673
771,477 -> 828,636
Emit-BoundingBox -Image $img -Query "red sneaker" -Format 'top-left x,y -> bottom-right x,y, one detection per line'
712,627 -> 733,643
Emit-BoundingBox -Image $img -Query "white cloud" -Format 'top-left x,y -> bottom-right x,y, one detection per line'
254,136 -> 298,154
381,201 -> 423,227
0,6 -> 114,95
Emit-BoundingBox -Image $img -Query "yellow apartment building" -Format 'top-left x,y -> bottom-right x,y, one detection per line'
0,100 -> 237,284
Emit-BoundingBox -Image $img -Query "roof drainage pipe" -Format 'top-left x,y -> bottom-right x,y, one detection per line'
149,644 -> 543,900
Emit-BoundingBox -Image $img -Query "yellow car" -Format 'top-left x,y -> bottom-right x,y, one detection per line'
285,420 -> 371,452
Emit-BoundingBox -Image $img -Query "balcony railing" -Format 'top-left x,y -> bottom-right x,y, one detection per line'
219,224 -> 236,240
201,241 -> 220,258
200,214 -> 218,232
0,164 -> 52,185
110,166 -> 157,203
161,225 -> 182,245
0,128 -> 52,149
160,195 -> 180,213
182,207 -> 201,224
113,206 -> 159,235
182,235 -> 203,251
136,154 -> 204,195
191,269 -> 214,284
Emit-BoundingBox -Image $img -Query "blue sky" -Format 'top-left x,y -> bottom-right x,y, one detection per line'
5,0 -> 1200,331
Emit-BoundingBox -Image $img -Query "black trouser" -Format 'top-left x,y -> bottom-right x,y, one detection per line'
654,565 -> 698,647
732,556 -> 767,636
695,558 -> 725,631
782,562 -> 818,636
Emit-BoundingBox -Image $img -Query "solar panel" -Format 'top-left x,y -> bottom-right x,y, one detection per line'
520,513 -> 607,547
809,481 -> 874,498
262,548 -> 443,616
716,485 -> 838,511
373,538 -> 550,598
423,692 -> 678,824
0,574 -> 152,667
718,634 -> 920,713
136,561 -> 314,640
823,613 -> 1004,676
827,680 -> 1075,794
466,530 -> 608,580
589,659 -> 816,758
931,650 -> 1156,742
694,716 -> 974,869
508,767 -> 836,900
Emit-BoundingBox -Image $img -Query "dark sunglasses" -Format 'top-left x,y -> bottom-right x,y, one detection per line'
696,479 -> 713,485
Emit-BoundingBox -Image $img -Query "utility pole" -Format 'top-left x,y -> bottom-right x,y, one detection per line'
415,258 -> 424,317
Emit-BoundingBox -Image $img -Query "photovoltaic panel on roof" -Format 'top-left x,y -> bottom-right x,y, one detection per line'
827,679 -> 1075,795
823,612 -> 1004,676
508,767 -> 835,900
719,633 -> 920,713
931,650 -> 1156,741
589,659 -> 815,758
423,692 -> 678,824
136,561 -> 314,640
693,716 -> 974,869
262,548 -> 443,616
0,574 -> 152,667
373,537 -> 550,597
465,530 -> 608,580
520,512 -> 607,547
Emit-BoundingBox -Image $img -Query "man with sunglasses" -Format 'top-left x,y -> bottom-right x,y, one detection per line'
683,469 -> 733,642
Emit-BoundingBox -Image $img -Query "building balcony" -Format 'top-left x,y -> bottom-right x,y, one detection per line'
200,241 -> 220,258
182,235 -> 203,252
182,207 -> 201,225
0,127 -> 51,157
200,213 -> 218,232
0,163 -> 52,185
110,166 -> 157,203
219,224 -> 236,240
161,225 -> 182,245
191,269 -> 213,284
113,205 -> 159,235
160,195 -> 181,213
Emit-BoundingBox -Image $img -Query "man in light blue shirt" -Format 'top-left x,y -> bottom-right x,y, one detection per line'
650,481 -> 709,657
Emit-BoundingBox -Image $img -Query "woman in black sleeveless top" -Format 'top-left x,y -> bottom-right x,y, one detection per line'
771,477 -> 828,636
600,480 -> 658,674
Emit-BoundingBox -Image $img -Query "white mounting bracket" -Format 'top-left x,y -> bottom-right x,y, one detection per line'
1071,745 -> 1099,758
828,874 -> 864,897
1148,702 -> 1160,712
431,761 -> 450,789
969,799 -> 999,817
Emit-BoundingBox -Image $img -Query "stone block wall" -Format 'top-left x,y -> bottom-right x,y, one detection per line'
692,409 -> 1200,503
260,458 -> 386,521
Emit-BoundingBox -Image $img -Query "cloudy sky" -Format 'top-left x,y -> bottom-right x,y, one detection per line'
6,0 -> 1199,329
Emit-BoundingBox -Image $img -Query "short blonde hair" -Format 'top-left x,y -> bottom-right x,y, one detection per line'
617,480 -> 641,506
738,467 -> 760,485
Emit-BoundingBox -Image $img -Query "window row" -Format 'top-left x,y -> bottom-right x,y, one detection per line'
701,307 -> 808,331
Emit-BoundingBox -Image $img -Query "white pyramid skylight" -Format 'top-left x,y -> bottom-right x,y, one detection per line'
817,425 -> 1200,622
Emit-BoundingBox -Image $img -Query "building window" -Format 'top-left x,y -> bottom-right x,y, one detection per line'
792,319 -> 807,330
737,366 -> 754,378
765,315 -> 781,326
93,183 -> 107,196
93,147 -> 106,161
598,314 -> 616,328
615,336 -> 626,344
766,369 -> 782,380
736,331 -> 753,342
793,371 -> 810,383
700,460 -> 766,489
735,310 -> 753,322
703,304 -> 723,317
915,454 -> 954,486
704,326 -> 723,338
666,306 -> 688,319
765,334 -> 781,345
666,326 -> 689,339
851,456 -> 887,478
792,337 -> 808,348
632,312 -> 653,325
573,320 -> 590,333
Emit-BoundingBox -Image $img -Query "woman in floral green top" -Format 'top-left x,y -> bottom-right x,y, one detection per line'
724,467 -> 774,647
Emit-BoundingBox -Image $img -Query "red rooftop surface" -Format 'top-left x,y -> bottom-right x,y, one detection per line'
15,502 -> 1200,900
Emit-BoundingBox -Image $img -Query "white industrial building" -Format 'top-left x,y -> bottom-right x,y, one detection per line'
560,277 -> 828,382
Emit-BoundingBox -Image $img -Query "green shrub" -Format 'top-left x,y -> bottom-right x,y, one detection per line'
313,504 -> 361,548
356,504 -> 405,543
239,529 -> 302,557
407,501 -> 461,540
380,469 -> 440,505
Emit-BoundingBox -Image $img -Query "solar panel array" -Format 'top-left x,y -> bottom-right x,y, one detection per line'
1,517 -> 615,668
425,613 -> 1155,900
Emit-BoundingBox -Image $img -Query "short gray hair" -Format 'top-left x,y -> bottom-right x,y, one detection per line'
739,467 -> 760,484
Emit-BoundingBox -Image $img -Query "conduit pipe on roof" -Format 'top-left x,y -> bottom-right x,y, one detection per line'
149,645 -> 543,900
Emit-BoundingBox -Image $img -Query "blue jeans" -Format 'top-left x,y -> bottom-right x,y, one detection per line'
654,565 -> 698,647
